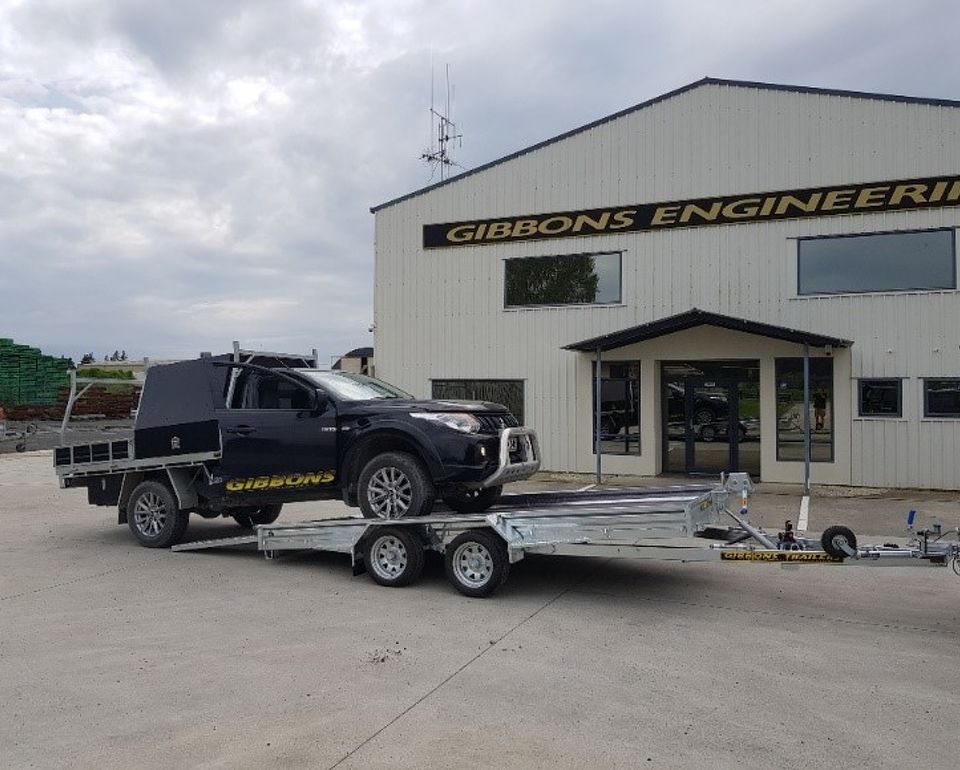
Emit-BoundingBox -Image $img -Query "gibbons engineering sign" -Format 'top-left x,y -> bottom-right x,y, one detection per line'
422,174 -> 960,248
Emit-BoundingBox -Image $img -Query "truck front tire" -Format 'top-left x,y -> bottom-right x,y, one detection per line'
127,480 -> 189,548
358,451 -> 435,519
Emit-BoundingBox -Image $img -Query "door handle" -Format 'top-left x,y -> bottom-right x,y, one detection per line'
225,425 -> 256,436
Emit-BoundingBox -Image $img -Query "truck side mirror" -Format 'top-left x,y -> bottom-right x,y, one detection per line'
312,391 -> 329,415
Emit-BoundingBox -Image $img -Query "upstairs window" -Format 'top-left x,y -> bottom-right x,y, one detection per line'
798,229 -> 955,295
505,252 -> 621,307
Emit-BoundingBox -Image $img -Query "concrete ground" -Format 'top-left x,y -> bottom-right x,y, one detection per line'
2,450 -> 959,769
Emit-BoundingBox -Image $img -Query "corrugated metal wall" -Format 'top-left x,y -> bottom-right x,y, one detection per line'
374,82 -> 960,489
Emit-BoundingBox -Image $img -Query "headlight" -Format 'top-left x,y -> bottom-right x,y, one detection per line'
410,412 -> 481,433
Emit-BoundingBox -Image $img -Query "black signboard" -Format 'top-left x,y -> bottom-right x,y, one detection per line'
423,174 -> 960,249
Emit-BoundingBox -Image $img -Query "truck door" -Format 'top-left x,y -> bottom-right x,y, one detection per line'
216,367 -> 338,502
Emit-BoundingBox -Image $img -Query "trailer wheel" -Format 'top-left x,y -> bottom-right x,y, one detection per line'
358,451 -> 435,519
232,504 -> 283,529
821,525 -> 858,559
363,527 -> 425,587
127,480 -> 189,548
445,529 -> 509,598
442,485 -> 503,513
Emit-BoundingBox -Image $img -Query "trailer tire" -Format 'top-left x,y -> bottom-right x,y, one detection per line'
127,480 -> 189,548
442,485 -> 503,513
445,529 -> 509,598
232,504 -> 283,529
821,525 -> 857,559
358,451 -> 435,519
363,527 -> 425,587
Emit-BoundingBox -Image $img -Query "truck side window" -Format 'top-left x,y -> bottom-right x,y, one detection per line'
231,371 -> 312,410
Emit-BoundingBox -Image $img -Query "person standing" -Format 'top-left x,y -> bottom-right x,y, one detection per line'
813,388 -> 827,431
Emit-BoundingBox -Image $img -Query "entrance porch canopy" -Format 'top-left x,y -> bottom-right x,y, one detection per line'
563,308 -> 852,487
563,308 -> 852,352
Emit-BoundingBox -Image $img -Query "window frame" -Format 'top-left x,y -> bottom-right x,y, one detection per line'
857,378 -> 903,418
796,227 -> 957,297
922,377 -> 960,419
503,250 -> 623,309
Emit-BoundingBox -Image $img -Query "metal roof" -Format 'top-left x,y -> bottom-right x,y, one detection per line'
563,308 -> 852,352
370,77 -> 960,214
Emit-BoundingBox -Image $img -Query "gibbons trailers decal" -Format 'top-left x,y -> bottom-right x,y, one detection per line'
720,551 -> 843,563
423,174 -> 960,248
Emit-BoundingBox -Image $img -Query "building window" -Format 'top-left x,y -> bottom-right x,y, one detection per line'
858,379 -> 902,417
797,229 -> 956,295
505,252 -> 621,307
431,380 -> 525,424
923,378 -> 960,418
775,358 -> 834,462
592,361 -> 640,455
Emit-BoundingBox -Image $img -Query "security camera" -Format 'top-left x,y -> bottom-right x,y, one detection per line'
368,324 -> 376,333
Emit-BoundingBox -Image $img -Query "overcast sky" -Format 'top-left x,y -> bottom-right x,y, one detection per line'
2,0 -> 959,365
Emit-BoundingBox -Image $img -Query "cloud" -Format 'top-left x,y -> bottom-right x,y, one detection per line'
1,0 -> 958,365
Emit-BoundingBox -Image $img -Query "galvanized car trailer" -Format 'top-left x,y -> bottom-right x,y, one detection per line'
173,474 -> 960,597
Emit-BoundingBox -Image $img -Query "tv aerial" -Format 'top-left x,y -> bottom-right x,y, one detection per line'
421,63 -> 464,182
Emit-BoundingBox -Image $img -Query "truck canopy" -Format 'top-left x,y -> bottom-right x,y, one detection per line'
134,358 -> 230,459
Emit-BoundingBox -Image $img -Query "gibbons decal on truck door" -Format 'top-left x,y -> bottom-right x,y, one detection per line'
225,471 -> 335,493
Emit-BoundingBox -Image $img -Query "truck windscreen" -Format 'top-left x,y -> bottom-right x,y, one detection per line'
299,371 -> 412,401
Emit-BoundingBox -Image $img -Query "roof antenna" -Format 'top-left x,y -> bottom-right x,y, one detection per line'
421,62 -> 464,181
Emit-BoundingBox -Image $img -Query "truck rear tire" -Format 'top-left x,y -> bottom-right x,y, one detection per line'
358,451 -> 435,519
127,480 -> 189,548
444,529 -> 509,598
442,485 -> 503,513
363,527 -> 425,587
232,504 -> 283,529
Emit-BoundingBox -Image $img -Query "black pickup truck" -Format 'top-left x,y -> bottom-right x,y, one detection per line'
54,353 -> 540,548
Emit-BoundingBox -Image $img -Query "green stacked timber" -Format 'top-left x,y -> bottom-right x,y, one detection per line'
0,338 -> 71,408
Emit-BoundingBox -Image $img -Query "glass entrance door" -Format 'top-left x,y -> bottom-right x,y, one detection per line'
688,380 -> 738,474
661,361 -> 760,477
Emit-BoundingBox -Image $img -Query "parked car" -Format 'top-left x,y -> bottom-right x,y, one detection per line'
666,382 -> 730,425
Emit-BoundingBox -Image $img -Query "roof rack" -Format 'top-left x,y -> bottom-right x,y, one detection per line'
230,341 -> 320,368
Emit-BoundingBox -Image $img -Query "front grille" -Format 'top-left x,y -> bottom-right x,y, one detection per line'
475,413 -> 519,434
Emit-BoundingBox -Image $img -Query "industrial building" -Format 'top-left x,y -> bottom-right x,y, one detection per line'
372,78 -> 960,489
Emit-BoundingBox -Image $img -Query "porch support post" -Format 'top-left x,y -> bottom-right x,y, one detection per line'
595,345 -> 603,485
802,342 -> 811,495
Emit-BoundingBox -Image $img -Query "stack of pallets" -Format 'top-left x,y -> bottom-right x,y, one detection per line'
0,337 -> 71,409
